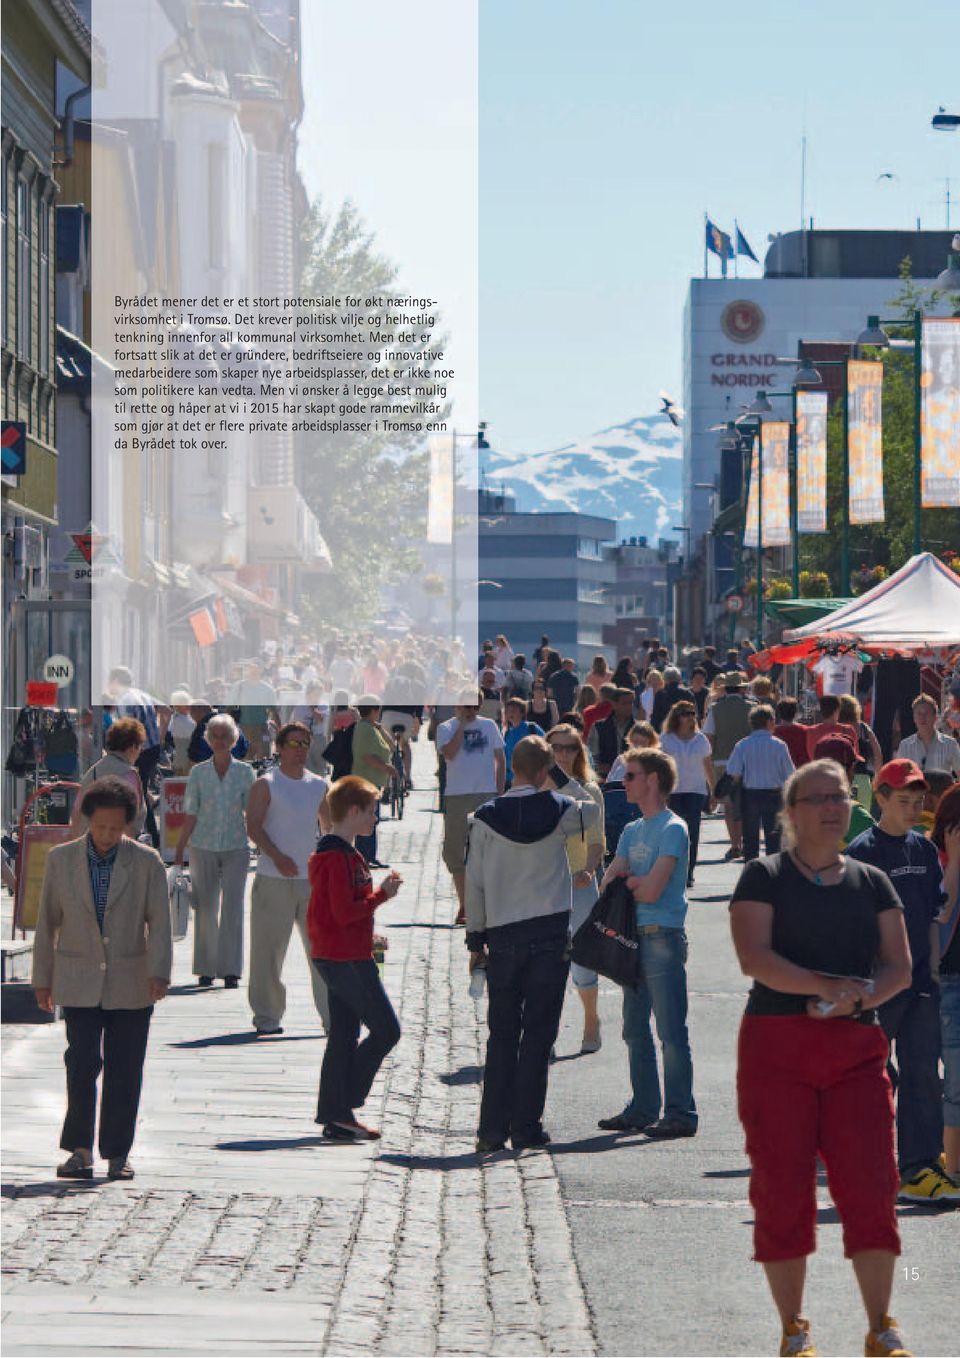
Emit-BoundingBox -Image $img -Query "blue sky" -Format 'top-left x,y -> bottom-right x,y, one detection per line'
301,3 -> 959,457
479,0 -> 960,453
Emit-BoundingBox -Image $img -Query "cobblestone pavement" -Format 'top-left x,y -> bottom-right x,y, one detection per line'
2,746 -> 595,1356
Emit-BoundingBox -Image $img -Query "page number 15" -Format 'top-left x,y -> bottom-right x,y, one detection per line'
902,1266 -> 920,1281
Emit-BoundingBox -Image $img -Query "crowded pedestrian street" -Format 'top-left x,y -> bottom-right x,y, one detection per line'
2,742 -> 956,1358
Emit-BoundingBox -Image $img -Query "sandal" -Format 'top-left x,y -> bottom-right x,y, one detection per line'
57,1151 -> 93,1180
107,1159 -> 135,1181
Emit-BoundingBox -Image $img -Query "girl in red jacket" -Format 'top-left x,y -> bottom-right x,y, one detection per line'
308,777 -> 402,1141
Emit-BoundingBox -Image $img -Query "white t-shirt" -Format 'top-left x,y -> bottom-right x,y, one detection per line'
438,716 -> 505,795
661,730 -> 712,795
813,653 -> 862,696
256,767 -> 329,879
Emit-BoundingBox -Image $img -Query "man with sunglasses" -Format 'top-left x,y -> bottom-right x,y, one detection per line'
246,722 -> 332,1035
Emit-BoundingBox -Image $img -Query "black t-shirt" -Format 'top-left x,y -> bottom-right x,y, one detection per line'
730,853 -> 903,1021
846,826 -> 945,990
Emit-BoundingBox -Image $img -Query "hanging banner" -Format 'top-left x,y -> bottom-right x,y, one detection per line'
760,420 -> 791,546
847,359 -> 884,523
426,433 -> 455,544
796,390 -> 828,533
743,439 -> 760,548
920,317 -> 960,507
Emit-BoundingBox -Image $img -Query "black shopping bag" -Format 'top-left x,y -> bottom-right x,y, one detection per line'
570,876 -> 641,988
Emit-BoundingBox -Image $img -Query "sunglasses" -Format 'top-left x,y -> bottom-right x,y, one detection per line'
549,743 -> 579,753
794,793 -> 851,806
623,771 -> 645,782
283,738 -> 311,749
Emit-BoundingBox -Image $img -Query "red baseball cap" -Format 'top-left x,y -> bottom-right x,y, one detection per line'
873,758 -> 928,791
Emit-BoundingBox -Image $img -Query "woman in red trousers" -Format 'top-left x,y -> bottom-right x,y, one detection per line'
729,758 -> 913,1358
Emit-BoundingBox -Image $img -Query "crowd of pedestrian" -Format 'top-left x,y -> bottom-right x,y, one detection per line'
25,626 -> 960,1358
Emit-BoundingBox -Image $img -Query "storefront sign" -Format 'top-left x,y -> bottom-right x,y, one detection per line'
42,655 -> 75,688
158,777 -> 189,864
15,825 -> 74,930
920,317 -> 960,507
26,682 -> 59,707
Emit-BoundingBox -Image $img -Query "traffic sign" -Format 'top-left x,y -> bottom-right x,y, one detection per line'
42,655 -> 75,688
1,421 -> 27,475
725,594 -> 744,614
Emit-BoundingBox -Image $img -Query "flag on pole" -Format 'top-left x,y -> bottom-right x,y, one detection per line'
705,219 -> 734,278
735,223 -> 759,262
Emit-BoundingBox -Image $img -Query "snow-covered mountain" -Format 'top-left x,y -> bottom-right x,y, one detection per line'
481,414 -> 682,542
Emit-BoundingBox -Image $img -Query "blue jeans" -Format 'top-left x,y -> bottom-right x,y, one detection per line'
312,959 -> 400,1124
741,788 -> 782,862
355,799 -> 381,864
620,927 -> 696,1127
879,986 -> 943,1172
479,913 -> 570,1144
569,881 -> 599,989
668,793 -> 707,878
941,974 -> 960,1129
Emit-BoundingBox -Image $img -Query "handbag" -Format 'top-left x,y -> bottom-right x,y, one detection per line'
167,867 -> 191,942
5,708 -> 38,776
714,771 -> 735,800
570,875 -> 641,988
44,710 -> 79,777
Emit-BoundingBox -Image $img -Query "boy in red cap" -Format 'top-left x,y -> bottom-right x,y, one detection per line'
847,759 -> 960,1204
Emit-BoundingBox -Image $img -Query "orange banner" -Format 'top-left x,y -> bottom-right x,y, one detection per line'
743,422 -> 790,547
847,360 -> 884,524
796,391 -> 828,533
920,318 -> 960,507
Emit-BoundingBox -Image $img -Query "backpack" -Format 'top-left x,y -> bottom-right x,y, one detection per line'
44,710 -> 79,777
322,722 -> 356,781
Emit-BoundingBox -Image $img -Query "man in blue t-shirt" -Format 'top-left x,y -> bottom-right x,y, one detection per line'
596,747 -> 697,1139
847,758 -> 959,1205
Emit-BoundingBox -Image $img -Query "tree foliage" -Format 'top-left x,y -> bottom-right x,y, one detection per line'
798,260 -> 960,592
294,199 -> 451,625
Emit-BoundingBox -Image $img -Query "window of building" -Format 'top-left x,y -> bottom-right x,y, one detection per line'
17,175 -> 32,362
577,537 -> 603,559
579,628 -> 603,645
38,196 -> 50,374
577,582 -> 606,604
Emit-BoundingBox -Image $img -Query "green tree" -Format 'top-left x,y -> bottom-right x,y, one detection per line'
798,259 -> 960,592
294,198 -> 452,625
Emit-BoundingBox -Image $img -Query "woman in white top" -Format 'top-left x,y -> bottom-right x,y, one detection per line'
660,701 -> 714,887
544,725 -> 606,1054
493,634 -> 514,672
640,668 -> 664,720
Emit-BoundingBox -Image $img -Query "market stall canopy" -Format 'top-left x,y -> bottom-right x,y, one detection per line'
782,553 -> 960,653
764,597 -> 853,628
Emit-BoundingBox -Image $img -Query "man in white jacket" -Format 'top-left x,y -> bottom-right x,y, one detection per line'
465,735 -> 599,1153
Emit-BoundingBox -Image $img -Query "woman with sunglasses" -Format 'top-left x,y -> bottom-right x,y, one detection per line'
528,679 -> 559,734
729,758 -> 914,1358
661,701 -> 714,887
545,725 -> 605,1052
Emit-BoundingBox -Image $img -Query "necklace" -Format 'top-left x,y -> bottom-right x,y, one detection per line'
792,850 -> 842,886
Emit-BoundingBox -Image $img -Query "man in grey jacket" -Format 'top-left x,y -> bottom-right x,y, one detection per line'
465,735 -> 599,1153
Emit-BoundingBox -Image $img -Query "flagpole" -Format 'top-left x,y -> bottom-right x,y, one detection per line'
703,212 -> 708,279
734,220 -> 739,279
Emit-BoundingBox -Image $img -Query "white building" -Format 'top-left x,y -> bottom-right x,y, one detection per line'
682,228 -> 956,551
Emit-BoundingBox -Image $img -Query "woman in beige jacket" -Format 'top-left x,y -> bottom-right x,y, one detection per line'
33,777 -> 172,1181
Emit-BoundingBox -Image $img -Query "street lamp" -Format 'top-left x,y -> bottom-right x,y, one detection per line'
932,108 -> 960,131
932,244 -> 960,293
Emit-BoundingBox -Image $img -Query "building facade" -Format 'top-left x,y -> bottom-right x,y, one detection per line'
478,490 -> 617,671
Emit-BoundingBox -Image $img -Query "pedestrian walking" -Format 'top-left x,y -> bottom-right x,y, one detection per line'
650,666 -> 695,734
639,668 -> 663,721
588,687 -> 636,779
350,698 -> 396,867
438,690 -> 506,924
703,673 -> 755,860
548,657 -> 579,716
773,697 -> 811,770
804,694 -> 860,763
502,654 -> 535,701
308,777 -> 403,1142
502,698 -> 544,787
896,694 -> 960,777
246,722 -> 332,1036
174,713 -> 255,989
465,735 -> 600,1151
661,701 -> 715,886
606,720 -> 659,784
527,679 -> 560,733
846,759 -> 960,1204
108,667 -> 164,848
930,785 -> 960,1186
729,757 -> 915,1358
168,690 -> 196,774
545,725 -> 605,1053
70,717 -> 147,840
32,777 -> 172,1182
597,748 -> 697,1139
231,661 -> 278,761
726,706 -> 796,862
